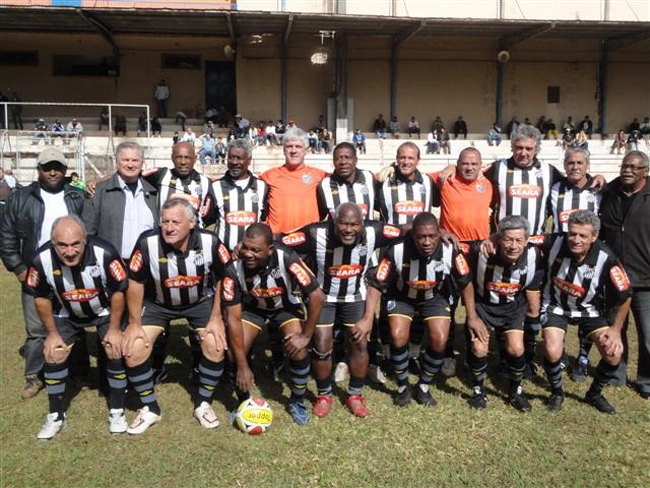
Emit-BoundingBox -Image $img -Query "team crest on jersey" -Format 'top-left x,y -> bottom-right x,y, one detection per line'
26,267 -> 40,288
62,288 -> 99,302
53,269 -> 62,275
302,174 -> 313,184
454,254 -> 470,275
194,252 -> 205,267
130,250 -> 144,272
534,169 -> 543,178
553,277 -> 585,298
250,193 -> 259,203
282,232 -> 306,246
226,211 -> 257,226
164,275 -> 202,289
270,267 -> 282,279
394,200 -> 424,215
217,244 -> 231,264
252,287 -> 284,299
476,184 -> 486,193
289,262 -> 312,287
222,276 -> 235,301
109,260 -> 126,282
376,258 -> 392,281
609,266 -> 630,292
419,186 -> 426,194
382,225 -> 401,238
581,266 -> 596,280
433,261 -> 446,272
487,282 -> 521,296
194,186 -> 203,198
357,245 -> 368,257
327,264 -> 363,279
406,280 -> 438,290
88,264 -> 102,278
360,185 -> 369,195
509,184 -> 541,198
559,209 -> 577,223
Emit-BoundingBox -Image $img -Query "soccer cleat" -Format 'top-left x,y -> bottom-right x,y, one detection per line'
127,406 -> 162,435
415,386 -> 437,407
394,383 -> 412,407
508,388 -> 532,412
313,395 -> 334,418
546,391 -> 565,412
22,374 -> 44,400
570,360 -> 589,383
108,408 -> 128,434
368,364 -> 387,384
334,362 -> 349,383
468,387 -> 487,410
288,401 -> 310,425
194,401 -> 220,429
346,395 -> 370,418
37,412 -> 66,440
522,362 -> 538,380
586,392 -> 616,415
441,357 -> 457,378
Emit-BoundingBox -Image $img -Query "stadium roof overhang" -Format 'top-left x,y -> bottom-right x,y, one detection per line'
1,7 -> 649,51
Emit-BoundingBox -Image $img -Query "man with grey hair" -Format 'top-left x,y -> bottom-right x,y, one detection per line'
25,215 -> 129,439
260,127 -> 327,234
463,215 -> 545,411
540,210 -> 632,414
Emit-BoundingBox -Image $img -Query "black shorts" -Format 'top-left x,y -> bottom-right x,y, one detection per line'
543,313 -> 609,340
141,298 -> 214,334
242,304 -> 306,333
475,299 -> 527,333
387,294 -> 451,322
316,302 -> 365,328
55,314 -> 125,345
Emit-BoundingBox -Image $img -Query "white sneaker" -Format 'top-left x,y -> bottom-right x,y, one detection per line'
194,401 -> 220,429
334,361 -> 349,383
108,408 -> 128,434
37,412 -> 66,440
127,406 -> 161,435
368,364 -> 387,384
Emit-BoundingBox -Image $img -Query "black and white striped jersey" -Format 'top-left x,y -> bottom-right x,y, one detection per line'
464,241 -> 544,306
317,169 -> 376,220
375,169 -> 439,225
279,220 -> 402,303
486,158 -> 562,235
221,247 -> 319,311
368,238 -> 472,301
25,236 -> 128,319
542,236 -> 631,319
213,171 -> 268,251
548,176 -> 601,233
128,228 -> 230,308
144,167 -> 217,227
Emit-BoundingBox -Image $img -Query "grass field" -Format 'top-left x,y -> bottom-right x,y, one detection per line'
1,267 -> 648,488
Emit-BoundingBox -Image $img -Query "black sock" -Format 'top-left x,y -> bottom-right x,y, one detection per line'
196,356 -> 224,407
390,344 -> 410,387
126,360 -> 160,415
507,354 -> 525,396
289,356 -> 310,402
467,351 -> 487,390
348,376 -> 365,396
589,360 -> 618,396
543,357 -> 564,394
44,361 -> 68,419
420,348 -> 444,386
106,358 -> 127,410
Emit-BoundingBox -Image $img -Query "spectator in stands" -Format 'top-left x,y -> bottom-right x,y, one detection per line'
175,111 -> 187,131
319,128 -> 332,154
611,129 -> 626,155
216,106 -> 229,128
203,120 -> 215,136
627,130 -> 642,152
0,91 -> 8,129
286,119 -> 297,130
536,116 -> 547,137
438,128 -> 451,154
579,115 -> 593,138
315,115 -> 326,132
407,116 -> 421,139
426,129 -> 440,154
198,132 -> 216,165
561,128 -> 575,150
353,129 -> 366,154
66,118 -> 83,136
172,131 -> 180,145
389,116 -> 400,139
204,107 -> 218,123
154,79 -> 170,118
114,114 -> 127,136
629,117 -> 640,133
453,115 -> 468,139
640,117 -> 650,146
275,119 -> 286,144
137,112 -> 147,136
51,120 -> 65,141
505,116 -> 519,138
10,90 -> 24,130
215,136 -> 227,164
488,122 -> 503,146
545,118 -> 559,140
265,120 -> 277,145
572,129 -> 589,150
432,116 -> 444,132
98,106 -> 109,130
562,116 -> 576,136
307,130 -> 320,153
151,117 -> 162,137
32,118 -> 49,144
234,114 -> 250,139
374,114 -> 387,139
523,117 -> 533,128
254,123 -> 266,146
69,172 -> 86,192
181,127 -> 196,143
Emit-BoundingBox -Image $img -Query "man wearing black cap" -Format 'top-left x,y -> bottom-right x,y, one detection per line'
0,147 -> 85,399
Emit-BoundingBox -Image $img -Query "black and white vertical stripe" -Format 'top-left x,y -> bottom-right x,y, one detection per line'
391,241 -> 455,301
158,168 -> 212,227
376,170 -> 435,225
549,178 -> 601,233
317,169 -> 376,220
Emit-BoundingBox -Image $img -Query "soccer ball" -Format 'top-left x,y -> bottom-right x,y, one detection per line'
234,397 -> 273,435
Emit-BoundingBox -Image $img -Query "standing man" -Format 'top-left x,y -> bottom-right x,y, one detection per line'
154,80 -> 170,118
599,151 -> 650,399
260,127 -> 327,234
26,217 -> 129,439
0,148 -> 85,399
122,199 -> 232,434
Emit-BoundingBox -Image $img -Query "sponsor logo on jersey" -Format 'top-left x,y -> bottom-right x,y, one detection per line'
282,232 -> 306,246
609,265 -> 630,292
217,244 -> 231,264
454,254 -> 470,275
202,196 -> 213,217
164,275 -> 202,289
382,225 -> 401,238
559,209 -> 577,223
26,267 -> 40,288
553,277 -> 585,298
62,288 -> 99,302
394,200 -> 424,215
327,264 -> 363,278
226,211 -> 257,226
289,262 -> 312,287
509,184 -> 541,198
109,260 -> 126,282
406,280 -> 438,290
129,250 -> 144,273
528,235 -> 545,245
487,282 -> 521,296
376,258 -> 392,281
251,286 -> 285,299
222,276 -> 235,301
